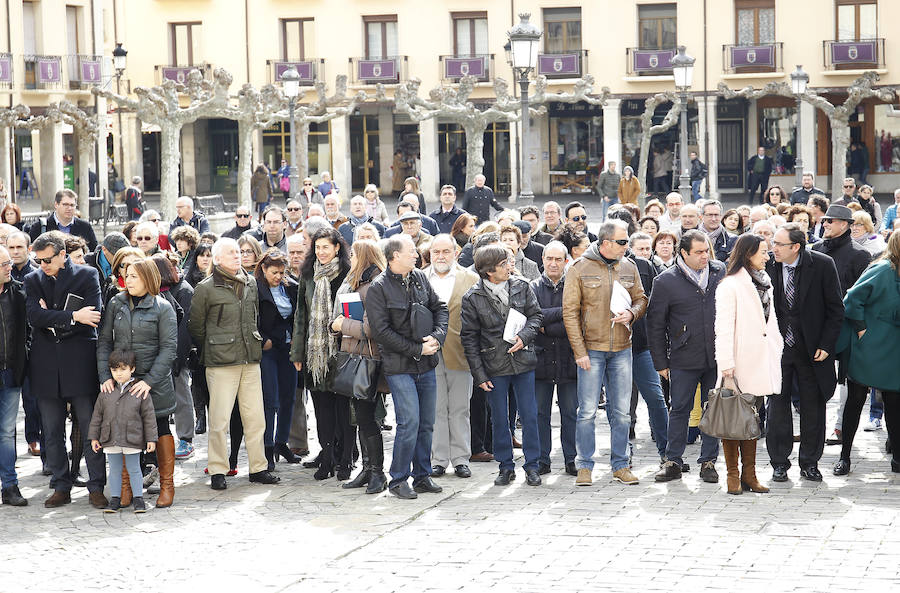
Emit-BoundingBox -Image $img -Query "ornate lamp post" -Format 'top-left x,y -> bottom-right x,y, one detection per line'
790,65 -> 809,188
672,45 -> 695,203
507,13 -> 541,203
108,43 -> 127,232
281,67 -> 301,200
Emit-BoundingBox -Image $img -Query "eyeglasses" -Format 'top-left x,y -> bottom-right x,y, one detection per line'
570,215 -> 587,222
843,185 -> 854,189
136,236 -> 154,241
59,202 -> 76,208
236,213 -> 251,218
35,254 -> 59,264
0,260 -> 12,268
772,241 -> 797,248
606,239 -> 629,246
286,207 -> 301,212
240,249 -> 256,256
148,218 -> 161,223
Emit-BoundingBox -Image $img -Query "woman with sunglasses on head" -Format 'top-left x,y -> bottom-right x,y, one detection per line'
299,177 -> 323,208
362,184 -> 390,225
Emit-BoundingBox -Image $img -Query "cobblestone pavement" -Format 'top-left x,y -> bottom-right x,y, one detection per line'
2,396 -> 898,592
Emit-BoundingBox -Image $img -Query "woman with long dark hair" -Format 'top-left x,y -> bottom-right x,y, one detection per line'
450,212 -> 477,249
714,233 -> 783,495
290,227 -> 353,480
330,240 -> 389,493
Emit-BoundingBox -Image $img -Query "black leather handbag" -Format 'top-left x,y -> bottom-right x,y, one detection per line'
330,340 -> 381,401
699,378 -> 762,441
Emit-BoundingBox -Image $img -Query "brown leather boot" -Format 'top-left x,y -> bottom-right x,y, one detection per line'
722,439 -> 742,495
120,466 -> 133,507
739,440 -> 769,493
155,435 -> 176,508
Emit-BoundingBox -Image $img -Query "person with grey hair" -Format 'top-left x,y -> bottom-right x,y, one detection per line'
354,222 -> 381,243
0,245 -> 28,506
169,196 -> 210,241
563,219 -> 648,486
306,203 -> 326,219
752,220 -> 776,252
461,173 -> 503,226
628,232 -> 653,260
339,195 -> 386,245
317,171 -> 337,199
700,200 -> 737,262
538,201 -> 564,237
134,221 -> 161,256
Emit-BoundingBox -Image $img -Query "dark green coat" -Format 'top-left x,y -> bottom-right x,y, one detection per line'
840,260 -> 900,392
97,293 -> 178,417
188,267 -> 263,368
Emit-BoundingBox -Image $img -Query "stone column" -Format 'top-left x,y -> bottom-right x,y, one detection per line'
378,109 -> 394,195
698,95 -> 718,198
38,122 -> 63,209
419,117 -> 439,203
509,120 -> 520,200
602,98 -> 622,171
800,100 -> 817,178
180,122 -> 197,197
746,99 -> 759,156
0,127 -> 11,202
330,115 -> 351,198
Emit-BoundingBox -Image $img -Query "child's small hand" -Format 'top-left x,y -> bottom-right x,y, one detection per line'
91,440 -> 101,453
146,442 -> 156,453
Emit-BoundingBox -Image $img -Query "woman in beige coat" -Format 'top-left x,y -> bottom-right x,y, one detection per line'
714,233 -> 783,495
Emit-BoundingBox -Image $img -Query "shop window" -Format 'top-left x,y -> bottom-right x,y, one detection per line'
638,4 -> 676,50
364,15 -> 398,59
261,121 -> 331,177
281,18 -> 314,61
171,22 -> 202,65
872,104 -> 900,172
543,7 -> 581,53
452,12 -> 488,56
549,116 -> 602,195
758,106 -> 797,175
837,0 -> 876,41
735,0 -> 775,45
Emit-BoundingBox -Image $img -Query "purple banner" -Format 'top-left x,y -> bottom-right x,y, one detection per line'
0,55 -> 11,83
730,45 -> 775,68
36,57 -> 61,83
79,58 -> 101,83
357,59 -> 397,82
631,49 -> 674,72
161,66 -> 194,83
444,57 -> 486,78
274,61 -> 314,82
537,53 -> 581,76
831,41 -> 877,65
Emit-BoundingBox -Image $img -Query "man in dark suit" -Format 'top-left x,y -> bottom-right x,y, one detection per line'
766,223 -> 844,482
746,146 -> 773,205
24,231 -> 107,508
28,188 -> 98,251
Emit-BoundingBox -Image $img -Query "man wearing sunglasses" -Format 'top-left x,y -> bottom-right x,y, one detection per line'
564,201 -> 598,242
222,205 -> 256,240
563,220 -> 648,486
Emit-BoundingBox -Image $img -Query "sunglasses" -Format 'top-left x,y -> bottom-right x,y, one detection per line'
606,239 -> 629,246
236,213 -> 251,218
136,236 -> 155,241
286,207 -> 301,212
570,215 -> 587,222
148,218 -> 161,223
303,182 -> 313,186
35,254 -> 59,264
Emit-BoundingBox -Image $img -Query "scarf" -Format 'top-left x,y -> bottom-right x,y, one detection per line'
749,268 -> 772,321
215,265 -> 249,299
704,224 -> 725,246
858,196 -> 876,220
307,258 -> 341,386
677,255 -> 710,291
483,278 -> 509,307
821,229 -> 852,254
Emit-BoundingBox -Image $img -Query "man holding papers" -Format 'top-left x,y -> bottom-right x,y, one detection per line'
562,220 -> 648,486
461,244 -> 544,487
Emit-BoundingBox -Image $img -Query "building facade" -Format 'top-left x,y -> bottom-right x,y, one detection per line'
3,0 -> 900,209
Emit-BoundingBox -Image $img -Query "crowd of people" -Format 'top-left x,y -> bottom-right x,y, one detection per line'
0,169 -> 898,512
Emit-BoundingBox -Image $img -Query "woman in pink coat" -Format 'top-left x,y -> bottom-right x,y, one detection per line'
715,233 -> 783,495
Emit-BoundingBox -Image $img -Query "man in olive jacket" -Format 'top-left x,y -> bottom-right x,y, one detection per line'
188,237 -> 279,490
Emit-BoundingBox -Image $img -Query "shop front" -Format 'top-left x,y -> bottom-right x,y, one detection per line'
547,101 -> 602,195
620,98 -> 698,193
262,120 -> 332,181
438,122 -> 510,195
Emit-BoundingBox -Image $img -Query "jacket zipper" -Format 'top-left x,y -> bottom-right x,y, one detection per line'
608,264 -> 614,351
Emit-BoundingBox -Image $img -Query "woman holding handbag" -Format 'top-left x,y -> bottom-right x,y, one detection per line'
714,233 -> 783,495
330,240 -> 389,494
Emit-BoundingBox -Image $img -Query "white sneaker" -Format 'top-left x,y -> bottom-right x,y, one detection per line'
863,418 -> 882,432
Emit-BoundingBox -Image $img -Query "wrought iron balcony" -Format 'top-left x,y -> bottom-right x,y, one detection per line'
67,54 -> 103,89
24,54 -> 64,89
537,49 -> 588,79
439,54 -> 493,83
723,42 -> 783,74
349,56 -> 407,85
626,47 -> 674,76
823,39 -> 884,70
267,59 -> 322,85
154,63 -> 212,86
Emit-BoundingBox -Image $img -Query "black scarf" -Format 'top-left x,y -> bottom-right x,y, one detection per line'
749,269 -> 772,322
820,229 -> 852,254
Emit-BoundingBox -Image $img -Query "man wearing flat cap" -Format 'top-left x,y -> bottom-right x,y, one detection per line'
397,211 -> 432,250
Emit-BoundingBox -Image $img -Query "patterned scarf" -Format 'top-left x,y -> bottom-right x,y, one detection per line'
677,256 -> 710,291
749,268 -> 772,322
307,258 -> 341,386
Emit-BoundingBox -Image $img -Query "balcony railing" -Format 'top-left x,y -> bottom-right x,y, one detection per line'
537,50 -> 588,79
823,39 -> 884,70
154,63 -> 212,86
24,54 -> 63,89
349,56 -> 407,85
0,53 -> 12,88
267,59 -> 322,85
626,47 -> 674,76
439,54 -> 493,83
67,54 -> 103,89
723,42 -> 783,74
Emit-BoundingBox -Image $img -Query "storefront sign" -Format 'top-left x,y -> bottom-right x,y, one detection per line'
161,66 -> 195,84
36,57 -> 62,83
730,45 -> 775,68
547,101 -> 603,117
79,58 -> 102,84
0,54 -> 12,83
444,57 -> 487,79
831,41 -> 876,65
273,61 -> 315,82
357,59 -> 398,82
537,53 -> 581,77
631,49 -> 674,72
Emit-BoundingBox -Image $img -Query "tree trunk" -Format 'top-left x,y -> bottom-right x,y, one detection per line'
76,137 -> 92,216
237,119 -> 253,210
159,121 -> 182,220
831,119 -> 851,198
463,119 -> 488,190
297,122 -> 309,181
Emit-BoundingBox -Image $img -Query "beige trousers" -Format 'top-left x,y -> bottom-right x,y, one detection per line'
206,364 -> 267,475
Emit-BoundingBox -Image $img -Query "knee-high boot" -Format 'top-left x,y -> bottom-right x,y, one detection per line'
739,439 -> 769,493
365,433 -> 387,494
722,439 -> 742,495
156,435 -> 176,508
120,466 -> 133,507
343,435 -> 370,489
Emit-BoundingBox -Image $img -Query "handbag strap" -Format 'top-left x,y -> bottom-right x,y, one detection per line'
717,374 -> 742,394
353,336 -> 376,359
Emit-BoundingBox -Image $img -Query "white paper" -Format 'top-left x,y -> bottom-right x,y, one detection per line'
503,308 -> 528,344
610,280 -> 632,315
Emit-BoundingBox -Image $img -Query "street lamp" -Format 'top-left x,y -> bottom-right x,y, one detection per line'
109,42 -> 128,234
790,65 -> 809,188
672,45 -> 695,203
281,67 -> 301,201
113,43 -> 127,76
507,13 -> 541,204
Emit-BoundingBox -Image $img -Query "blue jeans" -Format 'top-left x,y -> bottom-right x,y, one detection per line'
487,371 -> 540,472
106,452 -> 143,498
633,350 -> 669,457
601,196 -> 619,221
386,371 -> 437,487
691,179 -> 702,202
260,347 -> 298,446
0,370 -> 21,489
870,389 -> 884,421
22,376 -> 41,444
666,367 -> 720,465
535,380 -> 577,466
576,349 -> 632,471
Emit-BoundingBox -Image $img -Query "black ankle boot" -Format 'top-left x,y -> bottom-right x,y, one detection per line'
275,443 -> 301,463
194,407 -> 207,435
265,446 -> 275,472
314,446 -> 334,480
364,433 -> 386,494
343,466 -> 370,488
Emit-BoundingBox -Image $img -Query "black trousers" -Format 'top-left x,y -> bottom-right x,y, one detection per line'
311,390 -> 356,467
38,395 -> 106,493
766,345 -> 825,469
747,173 -> 769,204
842,381 -> 900,464
470,385 -> 490,454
